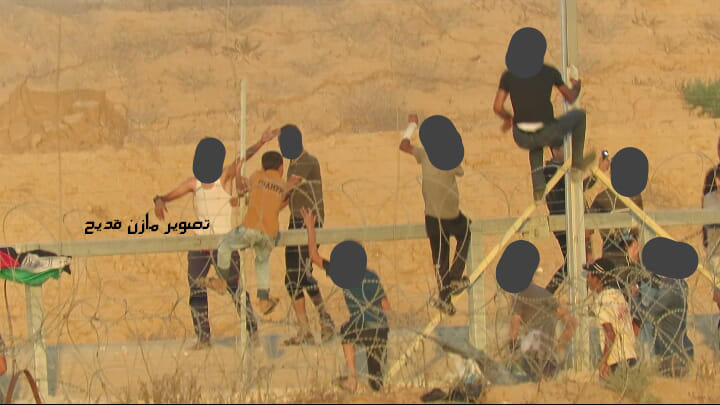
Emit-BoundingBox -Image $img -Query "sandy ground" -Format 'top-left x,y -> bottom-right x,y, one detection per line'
1,0 -> 720,402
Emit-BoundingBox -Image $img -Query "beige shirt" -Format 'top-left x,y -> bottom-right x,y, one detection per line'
594,288 -> 637,366
242,170 -> 288,239
412,146 -> 463,219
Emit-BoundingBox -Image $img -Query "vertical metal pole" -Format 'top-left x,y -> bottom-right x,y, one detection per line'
467,233 -> 485,350
561,0 -> 590,372
26,285 -> 48,399
239,79 -> 248,356
637,219 -> 655,362
225,0 -> 230,36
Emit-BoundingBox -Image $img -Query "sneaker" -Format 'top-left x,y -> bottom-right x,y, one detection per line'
571,150 -> 597,171
258,297 -> 279,315
449,276 -> 470,296
283,331 -> 315,346
432,298 -> 457,316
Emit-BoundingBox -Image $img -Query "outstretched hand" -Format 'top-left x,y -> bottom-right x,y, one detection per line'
261,127 -> 281,143
408,114 -> 418,124
300,207 -> 316,228
289,175 -> 305,187
154,199 -> 167,220
501,117 -> 513,132
599,154 -> 610,172
236,175 -> 250,196
599,361 -> 610,379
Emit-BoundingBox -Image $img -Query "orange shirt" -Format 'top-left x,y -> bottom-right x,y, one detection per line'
242,169 -> 288,238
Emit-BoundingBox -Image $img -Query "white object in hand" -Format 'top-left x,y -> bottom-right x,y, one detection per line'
566,64 -> 581,109
568,64 -> 579,85
402,122 -> 418,140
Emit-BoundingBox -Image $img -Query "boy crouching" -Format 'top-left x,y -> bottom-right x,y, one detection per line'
299,207 -> 391,393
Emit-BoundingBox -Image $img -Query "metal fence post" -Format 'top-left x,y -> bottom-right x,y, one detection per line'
468,235 -> 485,350
25,285 -> 48,400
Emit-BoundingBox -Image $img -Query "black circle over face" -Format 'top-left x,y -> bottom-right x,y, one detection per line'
193,137 -> 226,183
505,27 -> 547,79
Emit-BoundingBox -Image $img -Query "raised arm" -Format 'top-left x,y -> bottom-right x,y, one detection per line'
223,127 -> 280,188
583,156 -> 608,190
153,177 -> 196,220
399,114 -> 418,155
556,78 -> 582,104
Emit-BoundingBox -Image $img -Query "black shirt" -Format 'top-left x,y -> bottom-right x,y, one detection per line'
704,165 -> 720,195
498,65 -> 565,124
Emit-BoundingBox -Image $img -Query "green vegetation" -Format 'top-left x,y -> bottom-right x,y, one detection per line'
682,78 -> 720,118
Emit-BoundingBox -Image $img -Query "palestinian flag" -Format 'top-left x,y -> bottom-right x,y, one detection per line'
0,247 -> 71,287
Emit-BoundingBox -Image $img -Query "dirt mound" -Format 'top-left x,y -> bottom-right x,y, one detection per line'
0,80 -> 128,153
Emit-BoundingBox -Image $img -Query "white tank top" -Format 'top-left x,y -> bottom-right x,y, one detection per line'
193,180 -> 232,235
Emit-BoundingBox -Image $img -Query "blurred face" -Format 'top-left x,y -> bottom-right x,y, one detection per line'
627,239 -> 640,263
587,273 -> 602,292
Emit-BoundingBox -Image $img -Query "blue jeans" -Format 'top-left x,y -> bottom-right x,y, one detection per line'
217,226 -> 275,296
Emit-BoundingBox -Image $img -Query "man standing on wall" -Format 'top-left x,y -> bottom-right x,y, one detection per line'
399,113 -> 471,316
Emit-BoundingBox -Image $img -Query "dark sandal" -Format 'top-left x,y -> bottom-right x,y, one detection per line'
283,331 -> 315,346
260,297 -> 279,315
321,323 -> 335,342
333,376 -> 356,393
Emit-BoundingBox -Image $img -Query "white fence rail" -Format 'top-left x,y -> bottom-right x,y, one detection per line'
9,207 -> 720,398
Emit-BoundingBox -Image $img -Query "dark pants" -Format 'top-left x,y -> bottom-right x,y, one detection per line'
341,323 -> 389,392
545,231 -> 568,293
512,109 -> 587,192
188,249 -> 257,343
649,281 -> 694,377
424,212 -> 471,302
285,216 -> 322,301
